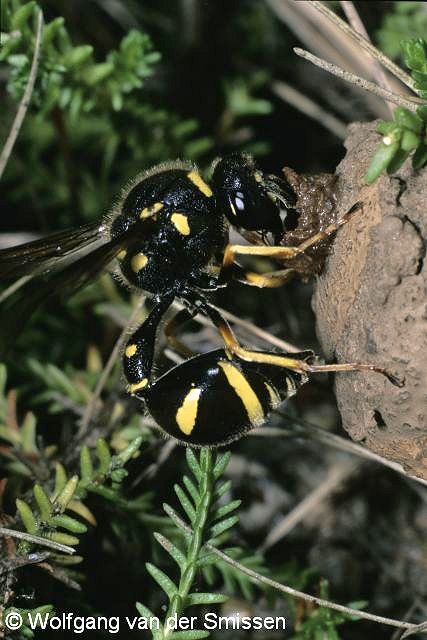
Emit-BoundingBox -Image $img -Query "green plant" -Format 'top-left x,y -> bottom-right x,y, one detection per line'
0,0 -> 212,228
2,605 -> 55,639
364,103 -> 427,183
401,38 -> 427,98
365,38 -> 427,183
2,389 -> 145,555
376,2 -> 427,60
1,1 -> 160,118
0,361 -> 147,636
137,449 -> 240,639
290,580 -> 366,640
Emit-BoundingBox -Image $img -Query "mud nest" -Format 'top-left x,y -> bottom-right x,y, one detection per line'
311,121 -> 427,481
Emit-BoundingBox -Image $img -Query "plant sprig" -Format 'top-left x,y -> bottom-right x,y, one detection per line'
1,0 -> 160,119
376,3 -> 427,61
0,0 -> 212,225
14,434 -> 144,554
365,38 -> 427,183
137,448 -> 243,640
365,103 -> 427,183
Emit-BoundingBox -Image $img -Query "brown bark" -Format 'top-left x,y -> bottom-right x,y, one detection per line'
312,121 -> 427,480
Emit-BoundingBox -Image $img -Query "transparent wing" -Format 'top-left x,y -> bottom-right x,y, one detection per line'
0,222 -> 105,279
0,229 -> 137,356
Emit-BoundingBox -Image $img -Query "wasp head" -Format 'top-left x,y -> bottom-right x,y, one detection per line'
212,153 -> 298,243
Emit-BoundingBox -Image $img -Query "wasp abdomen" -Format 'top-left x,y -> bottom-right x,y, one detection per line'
139,349 -> 307,446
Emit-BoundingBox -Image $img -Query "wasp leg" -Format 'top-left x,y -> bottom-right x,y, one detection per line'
164,306 -> 197,358
220,202 -> 362,284
200,301 -> 403,388
230,262 -> 297,288
123,294 -> 175,395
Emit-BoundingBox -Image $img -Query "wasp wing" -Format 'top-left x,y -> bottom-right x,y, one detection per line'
0,229 -> 136,356
0,222 -> 106,279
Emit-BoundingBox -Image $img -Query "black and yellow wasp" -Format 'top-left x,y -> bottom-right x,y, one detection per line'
0,154 -> 402,446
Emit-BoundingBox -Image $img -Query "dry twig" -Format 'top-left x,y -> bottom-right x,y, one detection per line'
253,419 -> 427,489
0,10 -> 44,180
339,1 -> 394,115
173,300 -> 300,353
310,0 -> 416,93
259,459 -> 361,551
165,507 -> 427,634
0,526 -> 75,554
391,601 -> 423,640
265,0 -> 390,117
271,80 -> 348,139
294,48 -> 423,112
0,276 -> 32,305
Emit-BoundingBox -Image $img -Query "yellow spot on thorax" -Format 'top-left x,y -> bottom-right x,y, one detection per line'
129,378 -> 148,393
131,252 -> 148,273
171,212 -> 190,236
139,201 -> 164,219
218,361 -> 264,426
187,170 -> 213,197
176,387 -> 202,435
125,344 -> 137,358
117,249 -> 127,260
264,382 -> 281,408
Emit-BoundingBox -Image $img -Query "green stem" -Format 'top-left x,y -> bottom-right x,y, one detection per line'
162,449 -> 214,638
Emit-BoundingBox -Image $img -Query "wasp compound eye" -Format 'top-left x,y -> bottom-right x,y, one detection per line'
212,154 -> 283,239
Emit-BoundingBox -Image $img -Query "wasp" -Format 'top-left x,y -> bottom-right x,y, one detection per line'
0,154 -> 402,446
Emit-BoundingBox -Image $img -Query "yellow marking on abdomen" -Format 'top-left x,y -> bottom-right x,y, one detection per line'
131,252 -> 148,273
218,361 -> 264,426
264,382 -> 281,408
125,344 -> 137,358
171,213 -> 190,236
176,387 -> 202,435
129,378 -> 148,393
139,201 -> 163,219
117,249 -> 127,260
187,170 -> 213,197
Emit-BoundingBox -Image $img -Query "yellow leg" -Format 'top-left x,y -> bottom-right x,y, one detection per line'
222,202 -> 363,273
203,302 -> 403,388
232,263 -> 296,288
222,243 -> 300,270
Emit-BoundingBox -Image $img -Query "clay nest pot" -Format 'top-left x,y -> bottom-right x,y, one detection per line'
311,121 -> 427,481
